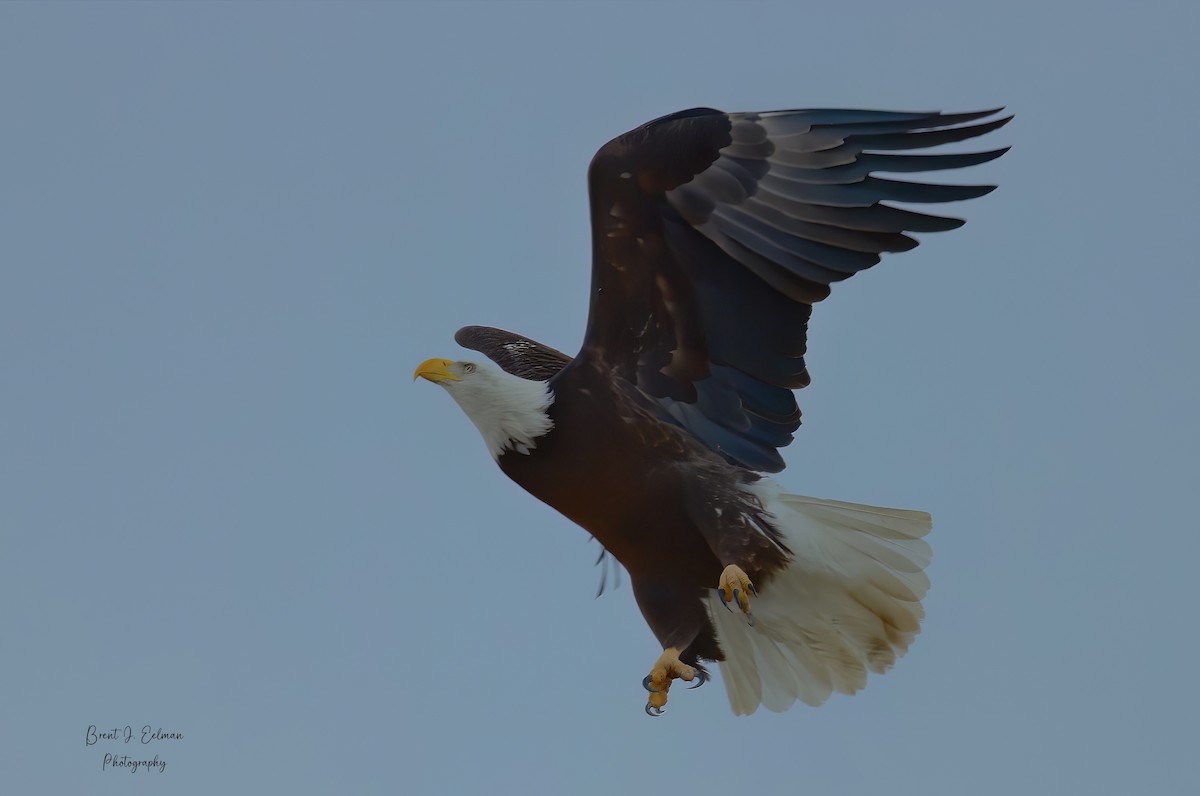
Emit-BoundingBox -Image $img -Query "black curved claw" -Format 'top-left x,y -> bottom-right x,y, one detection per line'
719,589 -> 733,612
687,670 -> 707,690
645,702 -> 664,717
642,675 -> 660,694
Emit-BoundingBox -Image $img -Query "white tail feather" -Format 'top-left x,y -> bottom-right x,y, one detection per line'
710,483 -> 932,716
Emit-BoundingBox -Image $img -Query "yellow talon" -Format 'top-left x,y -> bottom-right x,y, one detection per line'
642,647 -> 699,715
719,564 -> 755,614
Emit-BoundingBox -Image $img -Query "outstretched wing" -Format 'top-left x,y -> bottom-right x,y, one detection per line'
455,325 -> 572,381
570,107 -> 1010,472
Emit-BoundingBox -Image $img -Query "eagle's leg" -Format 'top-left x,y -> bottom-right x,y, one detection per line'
642,646 -> 706,716
629,575 -> 717,716
718,564 -> 757,625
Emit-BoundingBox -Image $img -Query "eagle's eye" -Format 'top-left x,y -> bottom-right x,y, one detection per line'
463,363 -> 477,374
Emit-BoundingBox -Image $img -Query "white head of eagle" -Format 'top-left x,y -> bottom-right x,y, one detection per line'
414,358 -> 554,459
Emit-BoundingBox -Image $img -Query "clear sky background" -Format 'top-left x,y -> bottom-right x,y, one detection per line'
3,2 -> 1197,794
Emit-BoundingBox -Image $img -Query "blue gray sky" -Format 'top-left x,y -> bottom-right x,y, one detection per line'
3,2 -> 1198,794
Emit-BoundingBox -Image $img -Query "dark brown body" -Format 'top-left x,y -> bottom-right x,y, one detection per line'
498,359 -> 789,666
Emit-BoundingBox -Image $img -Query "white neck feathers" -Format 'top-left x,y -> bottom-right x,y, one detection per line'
444,365 -> 555,459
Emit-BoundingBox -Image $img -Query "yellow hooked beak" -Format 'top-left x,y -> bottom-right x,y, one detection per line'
413,358 -> 461,383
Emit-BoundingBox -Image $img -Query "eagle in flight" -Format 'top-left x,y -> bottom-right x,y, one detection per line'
415,106 -> 1010,716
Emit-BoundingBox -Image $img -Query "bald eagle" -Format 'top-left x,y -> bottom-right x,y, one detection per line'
416,107 -> 1009,716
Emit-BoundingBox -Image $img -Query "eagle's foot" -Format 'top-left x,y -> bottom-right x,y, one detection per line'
718,564 -> 757,625
642,647 -> 706,716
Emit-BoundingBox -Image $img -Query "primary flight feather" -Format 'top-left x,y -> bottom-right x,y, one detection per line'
415,106 -> 1010,716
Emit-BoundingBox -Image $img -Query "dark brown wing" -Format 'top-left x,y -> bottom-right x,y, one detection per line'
455,325 -> 572,381
566,107 -> 1010,472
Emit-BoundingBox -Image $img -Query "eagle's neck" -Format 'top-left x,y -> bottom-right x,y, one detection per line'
453,369 -> 555,459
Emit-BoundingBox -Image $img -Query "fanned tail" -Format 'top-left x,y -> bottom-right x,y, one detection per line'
709,484 -> 932,715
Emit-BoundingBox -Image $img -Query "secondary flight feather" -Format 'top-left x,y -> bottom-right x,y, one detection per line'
415,106 -> 1010,715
